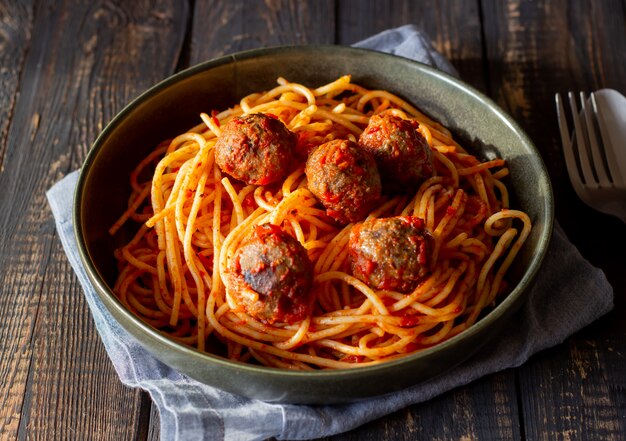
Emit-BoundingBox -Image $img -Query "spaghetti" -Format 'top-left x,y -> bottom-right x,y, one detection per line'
111,75 -> 532,370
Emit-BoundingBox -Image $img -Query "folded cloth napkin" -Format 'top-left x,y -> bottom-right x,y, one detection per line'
47,25 -> 614,441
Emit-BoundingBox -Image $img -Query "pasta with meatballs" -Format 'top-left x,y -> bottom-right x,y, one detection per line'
110,75 -> 531,369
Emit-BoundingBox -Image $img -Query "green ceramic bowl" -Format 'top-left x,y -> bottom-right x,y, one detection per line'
74,46 -> 553,404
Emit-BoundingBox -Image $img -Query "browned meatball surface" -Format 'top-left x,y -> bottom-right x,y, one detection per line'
358,114 -> 433,190
349,216 -> 433,293
226,223 -> 314,324
215,113 -> 298,185
305,139 -> 381,224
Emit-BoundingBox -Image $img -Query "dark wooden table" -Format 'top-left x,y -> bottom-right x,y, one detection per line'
1,1 -> 625,439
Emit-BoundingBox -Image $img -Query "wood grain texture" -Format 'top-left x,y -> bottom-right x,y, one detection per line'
0,0 -> 188,439
146,401 -> 160,441
190,0 -> 335,64
0,0 -> 34,172
519,339 -> 626,441
336,0 -> 487,92
481,0 -> 626,439
325,371 -> 522,441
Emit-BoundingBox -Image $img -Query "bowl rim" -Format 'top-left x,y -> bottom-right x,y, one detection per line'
73,44 -> 554,380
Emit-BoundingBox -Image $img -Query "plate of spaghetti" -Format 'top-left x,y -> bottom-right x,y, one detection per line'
75,46 -> 553,403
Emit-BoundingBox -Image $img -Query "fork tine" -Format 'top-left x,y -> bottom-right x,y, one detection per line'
591,92 -> 622,186
580,92 -> 611,187
568,92 -> 598,188
556,93 -> 586,195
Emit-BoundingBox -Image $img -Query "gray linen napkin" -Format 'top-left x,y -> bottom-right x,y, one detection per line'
46,25 -> 613,441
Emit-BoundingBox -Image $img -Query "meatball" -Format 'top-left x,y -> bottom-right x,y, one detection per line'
358,114 -> 433,190
225,223 -> 314,324
214,113 -> 298,185
305,139 -> 381,224
349,216 -> 433,293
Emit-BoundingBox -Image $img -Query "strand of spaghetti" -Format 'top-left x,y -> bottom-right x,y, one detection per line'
145,161 -> 193,228
155,250 -> 172,304
492,178 -> 510,208
316,335 -> 415,358
288,105 -> 317,130
218,207 -> 269,283
310,108 -> 363,135
304,323 -> 354,342
255,82 -> 316,106
312,75 -> 352,96
117,225 -> 157,273
475,227 -> 518,309
225,312 -> 299,338
151,143 -> 199,249
273,317 -> 311,350
314,226 -> 351,274
240,93 -> 262,113
424,262 -> 468,308
289,218 -> 306,244
471,172 -> 491,213
126,289 -> 168,320
457,159 -> 506,175
246,100 -> 306,116
221,177 -> 244,225
268,187 -> 316,225
388,270 -> 442,311
220,317 -> 287,342
433,150 -> 459,187
281,165 -> 305,196
206,294 -> 379,368
249,348 -> 314,370
163,203 -> 187,325
208,162 -> 225,308
376,320 -> 441,338
491,168 -> 509,180
121,247 -> 157,276
200,112 -> 222,137
485,210 -> 532,303
332,102 -> 347,113
174,135 -> 213,242
357,90 -> 447,133
312,314 -> 429,327
129,145 -> 168,192
150,270 -> 173,316
432,189 -> 467,264
446,232 -> 469,249
315,272 -> 389,315
237,183 -> 256,205
182,160 -> 211,350
416,121 -> 433,146
419,320 -> 455,345
366,196 -> 402,219
253,186 -> 279,211
109,184 -> 151,235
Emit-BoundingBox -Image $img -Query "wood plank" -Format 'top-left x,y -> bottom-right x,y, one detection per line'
189,0 -> 335,63
336,0 -> 487,92
146,402 -> 161,441
480,0 -> 626,438
0,0 -> 36,433
0,0 -> 34,172
324,372 -> 521,441
519,340 -> 626,440
0,0 -> 188,439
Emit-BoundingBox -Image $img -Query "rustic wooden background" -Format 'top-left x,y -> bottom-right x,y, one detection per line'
0,0 -> 624,439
